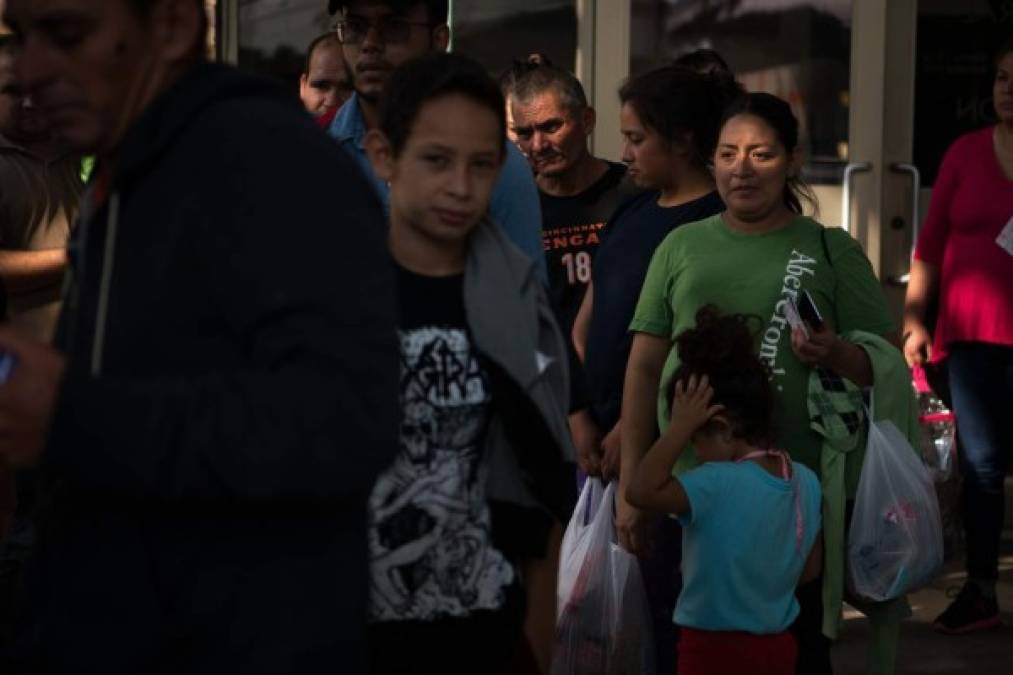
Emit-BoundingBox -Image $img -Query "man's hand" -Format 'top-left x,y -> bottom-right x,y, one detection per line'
568,409 -> 602,477
0,249 -> 69,295
0,329 -> 66,468
615,491 -> 652,557
599,422 -> 621,481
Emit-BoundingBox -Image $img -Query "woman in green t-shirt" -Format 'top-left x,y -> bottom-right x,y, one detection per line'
620,93 -> 896,673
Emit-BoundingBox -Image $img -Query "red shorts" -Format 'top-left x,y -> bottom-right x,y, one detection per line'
678,626 -> 798,675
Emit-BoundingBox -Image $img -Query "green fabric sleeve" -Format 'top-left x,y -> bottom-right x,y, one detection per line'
821,331 -> 917,655
826,228 -> 895,335
629,235 -> 676,337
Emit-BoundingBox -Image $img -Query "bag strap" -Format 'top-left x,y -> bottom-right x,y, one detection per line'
819,225 -> 843,332
737,450 -> 804,552
821,226 -> 834,269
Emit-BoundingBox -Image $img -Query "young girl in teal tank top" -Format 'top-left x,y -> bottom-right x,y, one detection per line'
628,306 -> 824,675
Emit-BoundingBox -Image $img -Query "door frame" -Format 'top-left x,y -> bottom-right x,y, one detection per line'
847,0 -> 918,315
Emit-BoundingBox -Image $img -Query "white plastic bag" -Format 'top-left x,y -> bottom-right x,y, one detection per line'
556,477 -> 605,618
847,417 -> 944,601
552,480 -> 655,675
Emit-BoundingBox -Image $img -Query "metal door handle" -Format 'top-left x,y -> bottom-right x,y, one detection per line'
841,162 -> 872,234
888,162 -> 921,285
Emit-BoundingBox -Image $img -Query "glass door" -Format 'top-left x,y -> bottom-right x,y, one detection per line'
630,0 -> 853,189
616,0 -> 1009,321
616,0 -> 855,226
859,0 -> 1010,315
211,0 -> 1010,325
214,0 -> 579,96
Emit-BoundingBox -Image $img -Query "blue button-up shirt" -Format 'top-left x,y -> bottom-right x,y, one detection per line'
329,94 -> 547,282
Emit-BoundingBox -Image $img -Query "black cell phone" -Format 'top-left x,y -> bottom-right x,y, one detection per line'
797,289 -> 824,330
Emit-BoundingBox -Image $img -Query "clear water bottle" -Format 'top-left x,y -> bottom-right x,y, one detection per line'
912,366 -> 955,481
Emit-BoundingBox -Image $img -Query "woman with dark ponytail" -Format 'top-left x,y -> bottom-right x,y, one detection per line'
628,306 -> 824,675
622,92 -> 897,673
717,94 -> 819,216
572,62 -> 742,674
576,65 -> 743,472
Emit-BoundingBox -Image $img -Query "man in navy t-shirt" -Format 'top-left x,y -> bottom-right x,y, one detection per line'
506,63 -> 640,477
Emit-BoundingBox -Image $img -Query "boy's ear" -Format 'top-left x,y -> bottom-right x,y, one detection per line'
364,129 -> 395,181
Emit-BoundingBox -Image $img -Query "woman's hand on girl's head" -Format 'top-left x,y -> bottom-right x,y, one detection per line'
669,375 -> 725,433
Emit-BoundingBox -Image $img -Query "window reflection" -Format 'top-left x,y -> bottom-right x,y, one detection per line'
632,0 -> 852,184
914,0 -> 1008,185
234,1 -> 577,98
238,0 -> 332,92
452,1 -> 576,75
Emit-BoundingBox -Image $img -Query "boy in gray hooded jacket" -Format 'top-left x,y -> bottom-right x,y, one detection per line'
362,52 -> 575,674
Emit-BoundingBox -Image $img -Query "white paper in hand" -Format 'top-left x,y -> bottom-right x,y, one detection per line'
783,296 -> 810,340
996,216 -> 1013,257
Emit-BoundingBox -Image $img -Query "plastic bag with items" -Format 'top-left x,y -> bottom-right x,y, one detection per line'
847,416 -> 944,602
552,479 -> 655,675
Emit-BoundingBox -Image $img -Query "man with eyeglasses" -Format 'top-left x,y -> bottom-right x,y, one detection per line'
327,0 -> 547,282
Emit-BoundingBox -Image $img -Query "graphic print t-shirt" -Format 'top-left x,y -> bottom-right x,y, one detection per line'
540,161 -> 639,335
368,266 -> 514,623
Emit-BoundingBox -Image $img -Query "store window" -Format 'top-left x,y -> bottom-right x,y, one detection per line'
205,0 -> 218,57
233,1 -> 577,94
913,0 -> 1010,185
451,1 -> 577,77
237,0 -> 332,92
631,0 -> 852,185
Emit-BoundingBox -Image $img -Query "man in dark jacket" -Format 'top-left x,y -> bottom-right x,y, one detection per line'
0,1 -> 399,673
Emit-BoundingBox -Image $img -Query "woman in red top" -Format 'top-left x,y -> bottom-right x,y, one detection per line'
904,37 -> 1013,635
